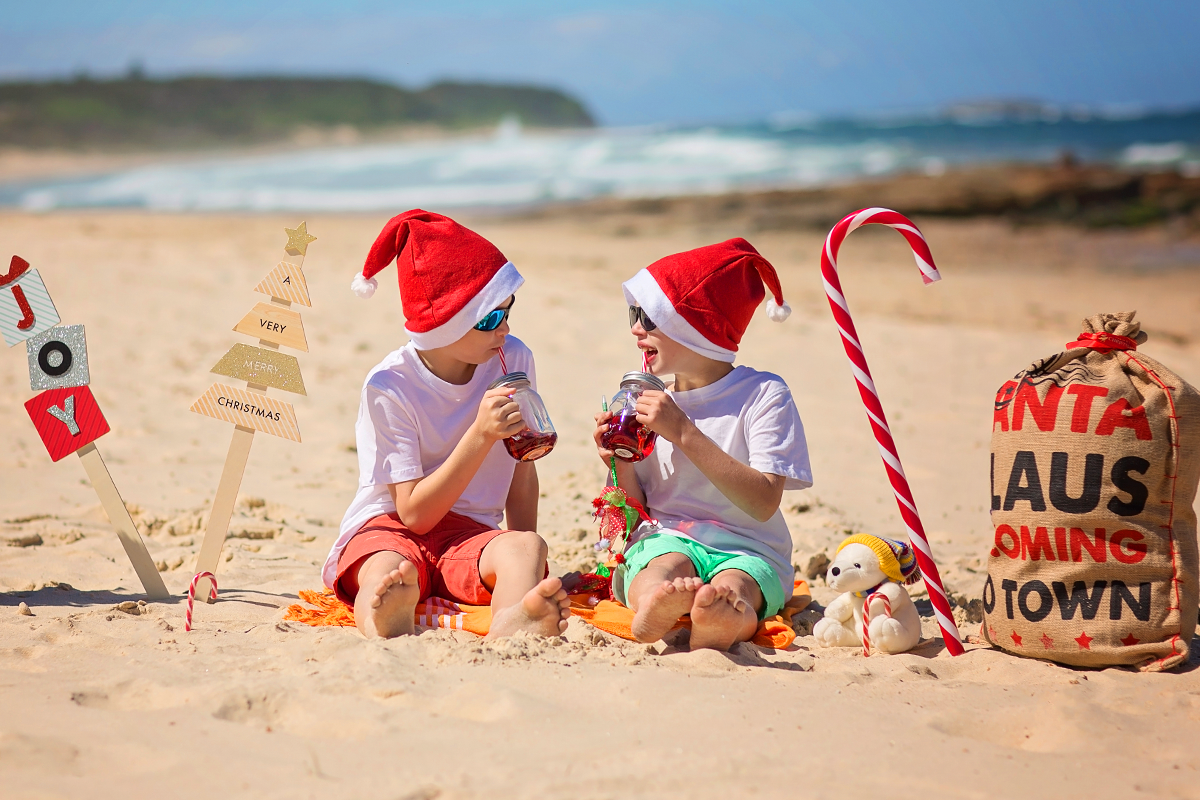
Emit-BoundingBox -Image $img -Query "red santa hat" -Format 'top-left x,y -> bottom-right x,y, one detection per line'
351,209 -> 524,349
621,238 -> 790,362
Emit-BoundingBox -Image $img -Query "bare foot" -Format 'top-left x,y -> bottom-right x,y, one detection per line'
631,576 -> 703,643
487,577 -> 571,638
688,584 -> 757,651
353,559 -> 420,639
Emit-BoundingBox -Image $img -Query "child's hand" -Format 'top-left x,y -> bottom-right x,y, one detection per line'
635,390 -> 691,442
593,410 -> 617,462
474,387 -> 525,441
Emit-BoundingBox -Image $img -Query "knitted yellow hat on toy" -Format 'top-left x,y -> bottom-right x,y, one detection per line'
837,534 -> 921,585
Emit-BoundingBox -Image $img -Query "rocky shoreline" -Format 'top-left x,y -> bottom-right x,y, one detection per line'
525,162 -> 1200,231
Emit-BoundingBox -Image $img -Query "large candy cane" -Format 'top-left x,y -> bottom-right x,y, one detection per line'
821,208 -> 964,656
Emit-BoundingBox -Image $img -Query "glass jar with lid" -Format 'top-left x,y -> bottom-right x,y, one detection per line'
601,371 -> 666,462
488,372 -> 557,462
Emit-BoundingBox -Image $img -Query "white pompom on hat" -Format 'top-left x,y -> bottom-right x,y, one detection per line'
352,209 -> 524,349
622,238 -> 790,362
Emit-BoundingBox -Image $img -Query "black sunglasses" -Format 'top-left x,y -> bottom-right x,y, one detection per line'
628,305 -> 657,332
474,296 -> 515,332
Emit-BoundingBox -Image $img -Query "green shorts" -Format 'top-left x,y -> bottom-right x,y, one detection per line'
614,533 -> 785,620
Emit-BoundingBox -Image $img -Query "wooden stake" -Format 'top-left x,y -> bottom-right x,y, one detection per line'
192,424 -> 255,600
76,442 -> 169,599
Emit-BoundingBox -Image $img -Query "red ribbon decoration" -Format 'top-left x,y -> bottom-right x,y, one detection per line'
0,255 -> 30,288
1065,331 -> 1138,353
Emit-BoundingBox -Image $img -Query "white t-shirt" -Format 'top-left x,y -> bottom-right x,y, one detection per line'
632,365 -> 812,596
321,337 -> 536,588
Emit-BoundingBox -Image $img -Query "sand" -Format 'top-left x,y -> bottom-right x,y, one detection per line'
1,208 -> 1199,799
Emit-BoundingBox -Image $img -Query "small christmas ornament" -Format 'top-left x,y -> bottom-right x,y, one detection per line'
591,484 -> 654,565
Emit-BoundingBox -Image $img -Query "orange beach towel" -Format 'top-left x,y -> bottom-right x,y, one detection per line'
284,579 -> 812,649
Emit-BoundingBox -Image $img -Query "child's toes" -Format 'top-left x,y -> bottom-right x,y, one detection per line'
693,583 -> 719,608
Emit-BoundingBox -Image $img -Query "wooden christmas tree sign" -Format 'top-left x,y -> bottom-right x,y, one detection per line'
6,257 -> 168,599
189,223 -> 316,598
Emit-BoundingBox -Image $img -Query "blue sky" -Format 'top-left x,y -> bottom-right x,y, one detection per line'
2,0 -> 1197,125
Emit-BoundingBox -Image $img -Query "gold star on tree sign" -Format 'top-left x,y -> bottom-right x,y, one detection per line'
284,221 -> 318,256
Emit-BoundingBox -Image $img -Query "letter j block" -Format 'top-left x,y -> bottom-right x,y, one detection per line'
1,269 -> 61,347
25,385 -> 110,461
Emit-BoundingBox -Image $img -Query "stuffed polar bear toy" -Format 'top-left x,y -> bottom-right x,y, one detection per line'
813,534 -> 923,655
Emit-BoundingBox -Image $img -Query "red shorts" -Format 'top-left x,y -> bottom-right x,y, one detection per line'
334,511 -> 506,606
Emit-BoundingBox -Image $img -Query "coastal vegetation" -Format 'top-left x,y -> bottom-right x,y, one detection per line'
0,74 -> 596,149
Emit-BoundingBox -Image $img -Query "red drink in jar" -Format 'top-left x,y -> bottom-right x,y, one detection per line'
601,371 -> 667,462
604,412 -> 656,462
488,371 -> 557,463
505,430 -> 559,462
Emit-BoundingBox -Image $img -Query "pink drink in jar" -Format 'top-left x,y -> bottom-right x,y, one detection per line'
488,372 -> 557,462
601,371 -> 666,462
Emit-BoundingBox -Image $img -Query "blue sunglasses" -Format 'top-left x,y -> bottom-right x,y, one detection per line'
474,297 -> 515,332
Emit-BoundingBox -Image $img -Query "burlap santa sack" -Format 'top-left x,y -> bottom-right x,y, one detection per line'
982,311 -> 1200,671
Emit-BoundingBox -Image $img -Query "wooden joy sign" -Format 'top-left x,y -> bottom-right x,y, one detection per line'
8,258 -> 168,599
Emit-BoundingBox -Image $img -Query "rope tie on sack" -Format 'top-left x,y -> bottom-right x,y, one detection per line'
1066,332 -> 1139,353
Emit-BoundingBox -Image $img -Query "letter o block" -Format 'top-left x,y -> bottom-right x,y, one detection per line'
26,324 -> 90,391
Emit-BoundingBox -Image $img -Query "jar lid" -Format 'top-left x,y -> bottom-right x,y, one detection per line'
488,371 -> 531,390
619,371 -> 666,392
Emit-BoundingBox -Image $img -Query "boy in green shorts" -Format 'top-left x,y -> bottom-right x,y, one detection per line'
592,239 -> 812,650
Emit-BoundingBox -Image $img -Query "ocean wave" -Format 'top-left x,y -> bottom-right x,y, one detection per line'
7,111 -> 1199,212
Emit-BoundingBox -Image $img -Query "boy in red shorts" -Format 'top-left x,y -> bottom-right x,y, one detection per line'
322,210 -> 570,639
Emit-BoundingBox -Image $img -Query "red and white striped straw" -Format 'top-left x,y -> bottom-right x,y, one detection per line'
821,207 -> 964,656
861,591 -> 892,657
497,346 -> 508,375
641,350 -> 649,373
185,570 -> 218,632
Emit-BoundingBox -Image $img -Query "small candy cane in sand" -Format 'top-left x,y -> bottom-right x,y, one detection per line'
185,571 -> 218,632
821,208 -> 964,656
861,592 -> 892,657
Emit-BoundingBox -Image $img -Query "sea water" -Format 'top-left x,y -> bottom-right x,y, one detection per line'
3,109 -> 1198,212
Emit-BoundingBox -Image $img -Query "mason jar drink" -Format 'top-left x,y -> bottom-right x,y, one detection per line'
601,371 -> 666,462
488,372 -> 557,462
